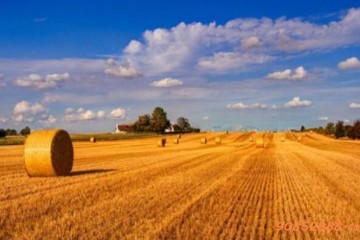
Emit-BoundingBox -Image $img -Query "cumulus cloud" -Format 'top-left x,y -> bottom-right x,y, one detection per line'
267,66 -> 307,80
151,78 -> 184,87
12,100 -> 55,125
284,97 -> 311,108
226,102 -> 267,110
105,59 -> 142,78
121,8 -> 360,74
241,37 -> 261,48
203,116 -> 209,120
0,117 -> 7,123
15,72 -> 69,90
271,105 -> 278,109
318,116 -> 329,121
338,57 -> 360,70
110,108 -> 126,119
198,52 -> 272,71
349,102 -> 360,109
64,108 -> 106,122
124,40 -> 143,54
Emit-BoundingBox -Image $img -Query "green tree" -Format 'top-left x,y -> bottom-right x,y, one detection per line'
5,129 -> 17,136
352,120 -> 360,139
0,129 -> 5,138
324,122 -> 335,135
20,126 -> 31,136
334,121 -> 345,139
133,114 -> 151,132
150,107 -> 170,133
177,117 -> 191,132
300,125 -> 305,132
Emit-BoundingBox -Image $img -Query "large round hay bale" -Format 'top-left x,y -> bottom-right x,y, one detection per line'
174,138 -> 179,144
90,137 -> 96,143
255,138 -> 264,148
201,137 -> 207,144
280,137 -> 285,142
24,129 -> 73,177
297,136 -> 302,141
158,138 -> 166,147
249,137 -> 254,142
215,137 -> 221,144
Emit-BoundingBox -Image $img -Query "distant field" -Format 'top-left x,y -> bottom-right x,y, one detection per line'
1,132 -> 360,239
0,132 -> 158,145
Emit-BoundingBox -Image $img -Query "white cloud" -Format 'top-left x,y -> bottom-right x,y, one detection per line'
267,66 -> 307,80
318,116 -> 329,121
104,59 -> 142,78
349,102 -> 360,109
15,72 -> 70,90
121,8 -> 360,75
203,116 -> 209,120
284,97 -> 311,108
64,108 -> 106,122
344,119 -> 351,123
241,37 -> 261,48
124,40 -> 143,54
151,78 -> 184,87
226,102 -> 267,110
338,57 -> 360,70
198,52 -> 271,71
110,108 -> 126,119
12,100 -> 54,124
0,117 -> 7,123
271,105 -> 278,109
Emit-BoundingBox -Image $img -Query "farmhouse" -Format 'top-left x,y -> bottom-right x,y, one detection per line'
115,124 -> 132,133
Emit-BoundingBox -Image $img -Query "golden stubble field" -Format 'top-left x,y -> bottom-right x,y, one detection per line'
1,132 -> 360,240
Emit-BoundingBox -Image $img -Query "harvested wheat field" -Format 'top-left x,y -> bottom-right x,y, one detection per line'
1,132 -> 360,239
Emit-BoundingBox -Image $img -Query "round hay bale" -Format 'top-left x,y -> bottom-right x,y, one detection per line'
297,136 -> 302,141
174,138 -> 179,144
157,138 -> 166,147
215,137 -> 221,144
255,138 -> 264,148
249,137 -> 254,142
201,137 -> 207,144
90,137 -> 96,143
280,137 -> 285,142
24,129 -> 73,177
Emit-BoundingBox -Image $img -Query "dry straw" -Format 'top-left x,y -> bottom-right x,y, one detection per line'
174,138 -> 179,144
158,138 -> 166,147
90,137 -> 96,143
281,137 -> 286,142
249,137 -> 254,142
201,137 -> 207,144
215,137 -> 221,144
177,134 -> 181,139
256,138 -> 264,148
24,129 -> 74,177
297,136 -> 302,141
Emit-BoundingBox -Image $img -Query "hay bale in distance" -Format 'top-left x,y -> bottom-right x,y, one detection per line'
255,138 -> 264,148
215,137 -> 221,144
174,138 -> 179,144
201,137 -> 207,144
177,134 -> 181,139
90,137 -> 96,143
280,137 -> 285,142
158,138 -> 166,147
24,129 -> 74,177
297,136 -> 302,141
249,137 -> 254,142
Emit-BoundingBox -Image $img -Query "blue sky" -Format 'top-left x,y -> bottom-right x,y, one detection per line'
0,1 -> 360,132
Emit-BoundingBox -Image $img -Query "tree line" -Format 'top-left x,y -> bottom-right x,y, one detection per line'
0,126 -> 31,138
303,120 -> 360,139
131,107 -> 200,133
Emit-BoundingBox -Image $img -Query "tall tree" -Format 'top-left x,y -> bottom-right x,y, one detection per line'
177,117 -> 191,132
20,126 -> 31,136
334,121 -> 345,139
352,120 -> 360,139
150,107 -> 170,133
300,125 -> 305,132
0,129 -> 5,138
324,122 -> 335,135
133,114 -> 151,132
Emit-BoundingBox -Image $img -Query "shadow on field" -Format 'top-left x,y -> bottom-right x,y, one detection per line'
70,169 -> 116,176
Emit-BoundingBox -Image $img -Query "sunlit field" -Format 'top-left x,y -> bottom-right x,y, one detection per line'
1,132 -> 360,239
